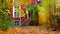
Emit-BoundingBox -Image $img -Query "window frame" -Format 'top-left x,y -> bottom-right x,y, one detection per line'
13,5 -> 21,18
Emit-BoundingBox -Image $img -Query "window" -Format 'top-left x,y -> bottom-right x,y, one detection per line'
14,12 -> 19,17
13,5 -> 21,17
13,0 -> 21,17
14,21 -> 19,26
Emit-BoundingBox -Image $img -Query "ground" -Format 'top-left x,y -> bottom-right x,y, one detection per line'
0,26 -> 60,34
14,26 -> 60,34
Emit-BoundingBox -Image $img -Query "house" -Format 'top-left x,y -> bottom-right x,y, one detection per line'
9,0 -> 41,26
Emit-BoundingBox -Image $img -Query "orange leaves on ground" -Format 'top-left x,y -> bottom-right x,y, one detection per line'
0,27 -> 60,34
0,28 -> 15,34
6,28 -> 15,34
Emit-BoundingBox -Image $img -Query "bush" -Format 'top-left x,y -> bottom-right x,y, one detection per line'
0,0 -> 14,30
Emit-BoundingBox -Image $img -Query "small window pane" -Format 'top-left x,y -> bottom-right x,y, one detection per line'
14,12 -> 19,17
15,21 -> 19,26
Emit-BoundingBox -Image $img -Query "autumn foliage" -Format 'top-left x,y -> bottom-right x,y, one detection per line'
0,26 -> 59,34
0,0 -> 14,30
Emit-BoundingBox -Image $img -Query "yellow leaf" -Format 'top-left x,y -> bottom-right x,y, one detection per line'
6,10 -> 11,14
4,12 -> 6,14
16,10 -> 19,12
6,0 -> 10,3
20,10 -> 25,17
20,0 -> 26,5
56,4 -> 60,8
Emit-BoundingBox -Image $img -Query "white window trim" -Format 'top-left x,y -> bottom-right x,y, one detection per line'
13,0 -> 14,17
13,6 -> 15,17
13,0 -> 21,18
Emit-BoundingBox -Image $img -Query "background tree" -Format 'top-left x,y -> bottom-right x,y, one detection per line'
42,0 -> 59,30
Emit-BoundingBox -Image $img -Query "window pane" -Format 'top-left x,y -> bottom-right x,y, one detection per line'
15,21 -> 19,26
14,12 -> 19,17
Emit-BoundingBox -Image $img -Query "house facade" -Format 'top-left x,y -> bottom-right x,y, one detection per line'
9,0 -> 41,26
9,0 -> 41,25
